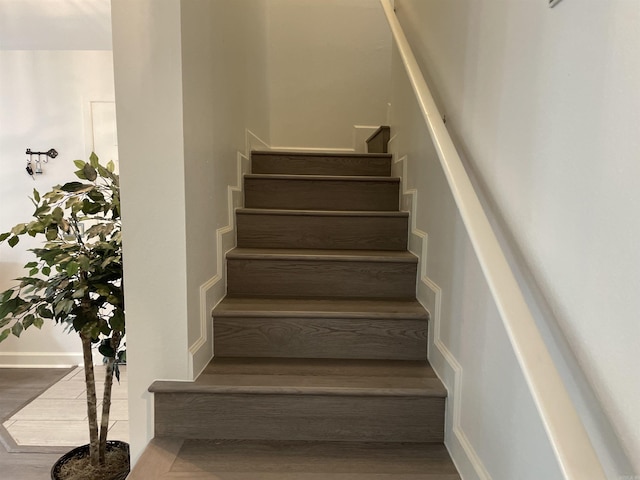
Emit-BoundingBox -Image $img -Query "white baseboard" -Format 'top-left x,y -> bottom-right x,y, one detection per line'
391,142 -> 491,480
270,125 -> 385,154
188,129 -> 269,380
0,352 -> 82,368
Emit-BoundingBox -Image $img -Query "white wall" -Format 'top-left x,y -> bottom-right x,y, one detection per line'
0,49 -> 115,366
0,0 -> 112,51
266,0 -> 391,150
390,51 -> 563,480
181,0 -> 270,376
391,0 -> 639,476
112,0 -> 190,464
112,0 -> 270,464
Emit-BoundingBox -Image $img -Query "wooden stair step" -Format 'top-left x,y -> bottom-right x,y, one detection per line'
244,174 -> 400,211
252,150 -> 392,176
213,297 -> 428,360
128,437 -> 461,479
154,358 -> 445,395
150,358 -> 446,443
213,297 -> 429,318
236,208 -> 409,251
226,248 -> 418,299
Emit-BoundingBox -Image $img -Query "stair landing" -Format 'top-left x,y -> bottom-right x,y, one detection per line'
129,437 -> 460,479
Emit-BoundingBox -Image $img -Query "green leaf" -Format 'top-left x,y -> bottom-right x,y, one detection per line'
83,164 -> 98,182
33,189 -> 40,203
0,232 -> 10,242
0,329 -> 10,343
60,182 -> 91,193
75,169 -> 87,180
98,342 -> 115,358
82,200 -> 102,215
42,266 -> 51,276
1,290 -> 14,302
29,267 -> 39,276
11,322 -> 23,337
37,305 -> 54,319
22,314 -> 35,329
11,224 -> 27,235
52,207 -> 64,222
33,317 -> 44,329
24,262 -> 38,268
0,298 -> 19,319
72,315 -> 90,331
7,236 -> 19,247
106,160 -> 115,173
73,160 -> 86,169
72,286 -> 87,299
66,262 -> 80,276
89,152 -> 99,167
0,318 -> 11,329
45,227 -> 58,241
110,310 -> 125,331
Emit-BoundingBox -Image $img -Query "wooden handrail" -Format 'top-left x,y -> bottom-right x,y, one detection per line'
379,1 -> 606,478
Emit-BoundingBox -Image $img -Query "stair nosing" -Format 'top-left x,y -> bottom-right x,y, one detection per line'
236,208 -> 408,218
245,174 -> 399,182
214,297 -> 428,320
213,309 -> 428,320
252,150 -> 392,159
149,382 -> 446,398
226,248 -> 417,263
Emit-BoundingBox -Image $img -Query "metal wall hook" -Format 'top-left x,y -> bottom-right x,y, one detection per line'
25,148 -> 58,177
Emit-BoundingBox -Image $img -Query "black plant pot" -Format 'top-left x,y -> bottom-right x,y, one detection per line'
51,440 -> 130,480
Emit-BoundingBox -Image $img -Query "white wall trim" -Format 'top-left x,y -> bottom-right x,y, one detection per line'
82,97 -> 116,159
393,145 -> 491,480
270,125 -> 384,154
0,352 -> 82,368
188,129 -> 269,379
353,125 -> 380,153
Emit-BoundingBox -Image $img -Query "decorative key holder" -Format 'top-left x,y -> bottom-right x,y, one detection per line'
25,148 -> 58,179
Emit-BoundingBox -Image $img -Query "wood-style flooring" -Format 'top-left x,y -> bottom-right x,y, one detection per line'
0,368 -> 72,480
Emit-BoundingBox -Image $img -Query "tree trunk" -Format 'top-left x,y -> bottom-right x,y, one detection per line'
80,332 -> 100,467
98,332 -> 122,464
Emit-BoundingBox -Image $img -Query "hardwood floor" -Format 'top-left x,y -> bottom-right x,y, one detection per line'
0,368 -> 72,480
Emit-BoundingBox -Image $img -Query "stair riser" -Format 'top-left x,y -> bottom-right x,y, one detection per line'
236,213 -> 408,251
227,259 -> 417,298
154,393 -> 444,442
214,317 -> 427,360
244,177 -> 399,211
252,153 -> 391,176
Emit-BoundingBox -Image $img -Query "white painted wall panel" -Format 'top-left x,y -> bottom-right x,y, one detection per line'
266,0 -> 391,150
393,0 -> 639,475
0,50 -> 115,366
112,0 -> 270,464
112,0 -> 190,464
390,53 -> 562,479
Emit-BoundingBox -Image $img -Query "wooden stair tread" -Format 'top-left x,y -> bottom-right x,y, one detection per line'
150,358 -> 446,397
237,208 -> 409,218
227,247 -> 417,263
253,150 -> 393,159
128,437 -> 460,479
246,173 -> 399,182
214,297 -> 428,319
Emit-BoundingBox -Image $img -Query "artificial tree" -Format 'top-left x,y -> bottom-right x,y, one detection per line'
0,154 -> 125,471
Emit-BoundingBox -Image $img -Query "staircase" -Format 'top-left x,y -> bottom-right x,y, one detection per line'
129,147 -> 460,479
